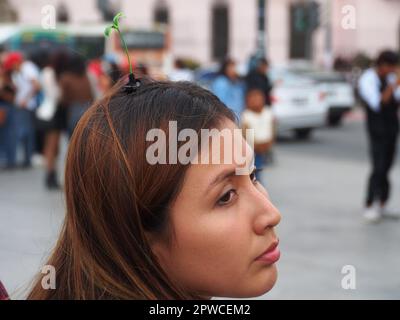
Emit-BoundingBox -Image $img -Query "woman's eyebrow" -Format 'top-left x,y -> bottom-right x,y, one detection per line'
208,153 -> 255,189
208,168 -> 238,189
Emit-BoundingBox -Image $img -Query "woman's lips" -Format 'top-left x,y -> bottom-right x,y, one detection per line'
255,240 -> 280,264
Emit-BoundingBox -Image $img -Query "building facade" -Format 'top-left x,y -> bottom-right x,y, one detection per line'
5,0 -> 400,66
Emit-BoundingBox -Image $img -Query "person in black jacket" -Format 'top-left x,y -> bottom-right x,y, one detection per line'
245,57 -> 273,106
358,50 -> 400,222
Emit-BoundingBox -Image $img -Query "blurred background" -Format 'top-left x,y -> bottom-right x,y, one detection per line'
0,0 -> 400,299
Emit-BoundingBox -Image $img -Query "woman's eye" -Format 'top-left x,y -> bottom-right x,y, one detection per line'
217,189 -> 236,206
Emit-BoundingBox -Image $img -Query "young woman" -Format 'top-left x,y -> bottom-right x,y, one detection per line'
28,78 -> 281,299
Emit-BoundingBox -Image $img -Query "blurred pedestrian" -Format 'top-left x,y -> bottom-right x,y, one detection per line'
4,52 -> 41,168
0,60 -> 17,169
35,52 -> 66,190
245,57 -> 273,106
169,58 -> 194,82
0,62 -> 17,169
358,50 -> 400,222
58,53 -> 95,136
134,62 -> 149,78
241,88 -> 275,180
212,58 -> 245,119
98,59 -> 122,95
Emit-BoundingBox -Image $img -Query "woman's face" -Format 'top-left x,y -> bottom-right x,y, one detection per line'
225,62 -> 237,79
151,119 -> 281,298
246,90 -> 265,113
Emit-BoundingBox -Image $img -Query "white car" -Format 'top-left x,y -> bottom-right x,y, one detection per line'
288,62 -> 356,126
305,72 -> 355,126
269,68 -> 328,139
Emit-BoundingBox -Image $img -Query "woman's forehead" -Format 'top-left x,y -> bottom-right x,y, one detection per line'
185,122 -> 254,187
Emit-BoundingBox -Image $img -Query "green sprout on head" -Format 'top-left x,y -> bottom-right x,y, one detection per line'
104,12 -> 133,75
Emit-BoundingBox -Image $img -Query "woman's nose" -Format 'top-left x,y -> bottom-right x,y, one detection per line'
252,189 -> 281,235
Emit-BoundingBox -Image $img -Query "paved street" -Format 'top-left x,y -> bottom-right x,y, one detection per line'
1,109 -> 400,299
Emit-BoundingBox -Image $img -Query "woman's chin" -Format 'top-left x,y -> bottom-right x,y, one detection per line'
217,265 -> 278,299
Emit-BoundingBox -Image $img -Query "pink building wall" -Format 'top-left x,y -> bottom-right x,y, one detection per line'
123,0 -> 258,65
332,0 -> 400,58
5,0 -> 400,66
11,0 -> 102,24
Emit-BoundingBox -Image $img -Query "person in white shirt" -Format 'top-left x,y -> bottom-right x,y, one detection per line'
36,53 -> 63,190
4,52 -> 40,167
241,88 -> 275,181
358,50 -> 400,222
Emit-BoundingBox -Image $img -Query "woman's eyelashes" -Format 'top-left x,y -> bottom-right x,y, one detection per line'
217,189 -> 237,206
215,168 -> 263,207
250,167 -> 262,184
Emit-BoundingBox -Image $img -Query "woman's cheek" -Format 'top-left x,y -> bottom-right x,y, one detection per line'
182,209 -> 244,258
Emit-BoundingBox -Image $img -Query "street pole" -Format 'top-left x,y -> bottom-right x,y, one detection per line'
324,0 -> 333,69
256,0 -> 267,58
305,1 -> 311,60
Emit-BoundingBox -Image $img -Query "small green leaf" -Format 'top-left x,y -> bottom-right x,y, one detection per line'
113,12 -> 124,29
104,12 -> 133,75
104,25 -> 113,37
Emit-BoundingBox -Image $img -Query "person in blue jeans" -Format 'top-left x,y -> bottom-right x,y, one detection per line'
15,108 -> 35,167
0,103 -> 17,168
3,52 -> 40,168
211,58 -> 245,120
0,66 -> 17,169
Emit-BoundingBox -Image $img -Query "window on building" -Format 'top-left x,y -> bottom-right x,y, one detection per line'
97,0 -> 117,22
57,3 -> 69,23
289,2 -> 319,60
0,0 -> 17,22
290,4 -> 309,59
154,1 -> 169,26
211,3 -> 229,61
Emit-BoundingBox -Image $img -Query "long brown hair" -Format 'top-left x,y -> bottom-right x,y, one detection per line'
28,79 -> 235,299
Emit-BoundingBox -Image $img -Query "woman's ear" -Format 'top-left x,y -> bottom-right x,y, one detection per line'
145,231 -> 166,261
144,230 -> 157,247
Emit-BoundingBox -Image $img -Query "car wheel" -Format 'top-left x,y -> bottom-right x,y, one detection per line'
294,128 -> 313,140
328,114 -> 343,127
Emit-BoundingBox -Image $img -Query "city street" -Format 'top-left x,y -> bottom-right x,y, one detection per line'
1,108 -> 400,299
